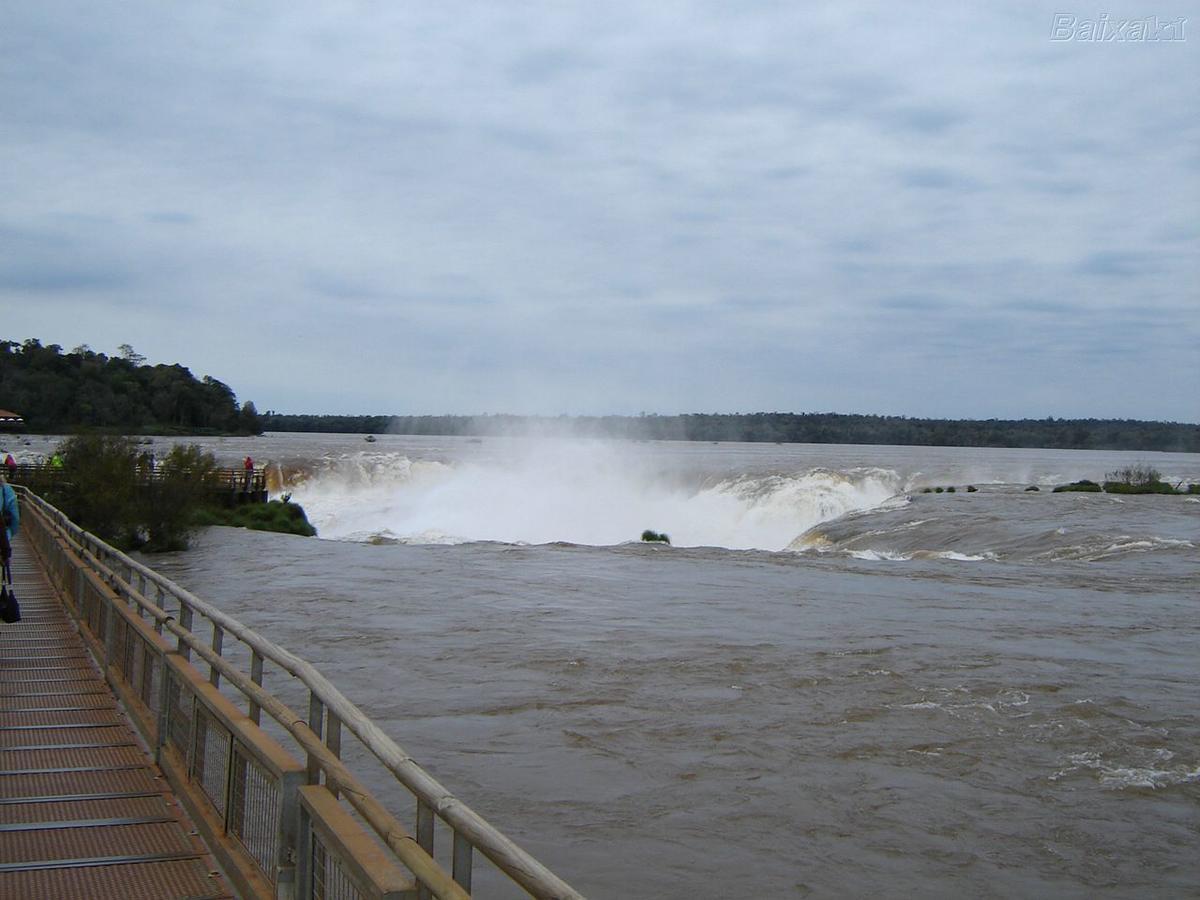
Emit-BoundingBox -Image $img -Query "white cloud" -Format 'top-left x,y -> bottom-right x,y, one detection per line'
1,2 -> 1196,419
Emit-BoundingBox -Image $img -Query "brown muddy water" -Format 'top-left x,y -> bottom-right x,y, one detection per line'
114,434 -> 1198,898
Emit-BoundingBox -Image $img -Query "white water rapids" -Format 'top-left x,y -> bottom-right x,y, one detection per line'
283,442 -> 903,550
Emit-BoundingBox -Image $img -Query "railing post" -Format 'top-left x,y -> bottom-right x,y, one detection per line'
416,801 -> 435,900
326,713 -> 342,800
155,659 -> 171,762
452,832 -> 474,894
222,731 -> 238,833
73,566 -> 84,622
276,767 -> 303,900
103,582 -> 118,666
249,651 -> 264,725
307,693 -> 324,785
154,585 -> 166,635
210,623 -> 224,688
178,604 -> 193,662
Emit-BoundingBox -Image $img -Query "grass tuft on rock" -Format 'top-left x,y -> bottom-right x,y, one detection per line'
1053,479 -> 1102,493
193,500 -> 317,537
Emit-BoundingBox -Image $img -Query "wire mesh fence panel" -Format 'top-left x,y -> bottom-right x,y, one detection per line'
311,831 -> 369,900
192,705 -> 232,819
228,739 -> 282,882
139,635 -> 162,717
166,671 -> 195,757
117,616 -> 135,680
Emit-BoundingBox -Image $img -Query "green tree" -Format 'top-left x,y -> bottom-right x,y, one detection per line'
55,434 -> 141,546
141,445 -> 220,550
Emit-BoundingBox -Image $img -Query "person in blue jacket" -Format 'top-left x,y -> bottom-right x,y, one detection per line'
1,476 -> 19,557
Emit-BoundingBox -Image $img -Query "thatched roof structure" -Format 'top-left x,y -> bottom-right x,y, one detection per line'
0,409 -> 26,429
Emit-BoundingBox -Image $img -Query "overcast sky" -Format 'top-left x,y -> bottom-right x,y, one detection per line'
2,2 -> 1197,420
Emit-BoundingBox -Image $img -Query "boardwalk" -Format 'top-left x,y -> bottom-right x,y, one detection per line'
0,533 -> 233,899
2,487 -> 584,900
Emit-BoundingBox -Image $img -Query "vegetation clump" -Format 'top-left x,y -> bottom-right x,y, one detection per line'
47,434 -> 220,551
193,500 -> 316,537
1051,466 -> 1193,495
37,433 -> 314,550
1053,479 -> 1102,493
1102,465 -> 1180,494
1025,486 -> 1040,492
641,529 -> 670,544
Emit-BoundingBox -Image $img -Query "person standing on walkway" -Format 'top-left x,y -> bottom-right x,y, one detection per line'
243,455 -> 254,490
0,474 -> 19,564
3,452 -> 16,481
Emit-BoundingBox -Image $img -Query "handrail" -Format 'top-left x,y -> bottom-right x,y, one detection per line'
15,486 -> 584,900
9,462 -> 267,493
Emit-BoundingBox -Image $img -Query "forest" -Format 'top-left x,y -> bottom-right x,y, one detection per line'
4,337 -> 1193,451
0,339 -> 262,434
260,411 -> 1199,452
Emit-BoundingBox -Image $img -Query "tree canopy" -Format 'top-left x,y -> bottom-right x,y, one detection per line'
0,338 -> 262,434
260,411 -> 1199,452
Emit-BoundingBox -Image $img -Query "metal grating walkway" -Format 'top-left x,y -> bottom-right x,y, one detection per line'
0,534 -> 235,899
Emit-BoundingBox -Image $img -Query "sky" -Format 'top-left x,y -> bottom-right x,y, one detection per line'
2,2 -> 1197,421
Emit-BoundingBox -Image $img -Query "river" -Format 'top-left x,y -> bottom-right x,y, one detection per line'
52,432 -> 1194,897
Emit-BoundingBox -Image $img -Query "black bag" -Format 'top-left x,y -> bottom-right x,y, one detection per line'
0,562 -> 18,624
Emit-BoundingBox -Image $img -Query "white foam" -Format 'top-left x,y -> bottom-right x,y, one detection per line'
1098,766 -> 1200,790
287,445 -> 903,551
1056,752 -> 1200,790
844,549 -> 912,562
836,548 -> 992,562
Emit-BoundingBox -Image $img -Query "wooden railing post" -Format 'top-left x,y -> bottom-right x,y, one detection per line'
154,585 -> 166,635
249,650 -> 264,725
178,604 -> 193,661
416,800 -> 436,900
210,623 -> 224,687
326,712 -> 342,800
452,832 -> 473,894
307,692 -> 324,785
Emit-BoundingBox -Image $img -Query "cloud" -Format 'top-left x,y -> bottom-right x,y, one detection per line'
146,212 -> 196,225
1076,251 -> 1156,278
897,166 -> 982,191
0,2 -> 1196,420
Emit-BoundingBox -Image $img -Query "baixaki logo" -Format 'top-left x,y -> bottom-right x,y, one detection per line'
1051,14 -> 1187,41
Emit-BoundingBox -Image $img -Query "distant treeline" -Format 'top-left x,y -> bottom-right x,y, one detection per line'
1,339 -> 262,434
260,412 -> 1199,452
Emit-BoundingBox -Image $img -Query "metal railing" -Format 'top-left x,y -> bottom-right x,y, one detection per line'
15,486 -> 584,900
7,463 -> 268,499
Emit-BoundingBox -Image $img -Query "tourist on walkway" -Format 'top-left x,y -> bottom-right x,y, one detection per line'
0,474 -> 19,561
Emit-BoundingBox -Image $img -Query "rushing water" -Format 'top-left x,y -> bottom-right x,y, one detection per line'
108,433 -> 1200,898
